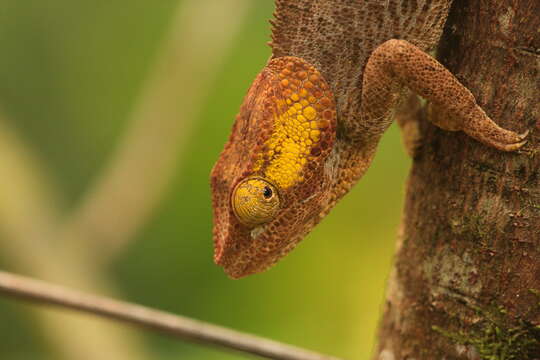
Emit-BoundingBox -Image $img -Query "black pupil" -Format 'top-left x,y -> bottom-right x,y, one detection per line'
263,186 -> 273,199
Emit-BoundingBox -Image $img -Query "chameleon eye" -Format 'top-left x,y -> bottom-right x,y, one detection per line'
232,178 -> 280,227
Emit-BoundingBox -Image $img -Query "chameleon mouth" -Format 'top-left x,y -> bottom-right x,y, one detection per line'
212,227 -> 231,267
212,224 -> 252,276
213,244 -> 224,267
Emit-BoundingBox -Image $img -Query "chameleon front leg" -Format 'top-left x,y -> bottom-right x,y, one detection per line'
354,39 -> 528,151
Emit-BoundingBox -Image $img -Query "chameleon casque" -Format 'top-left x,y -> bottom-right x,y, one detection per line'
210,0 -> 528,279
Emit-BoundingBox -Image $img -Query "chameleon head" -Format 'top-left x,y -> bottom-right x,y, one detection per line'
210,56 -> 337,279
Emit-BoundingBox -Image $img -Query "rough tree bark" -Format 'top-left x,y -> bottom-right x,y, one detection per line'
375,1 -> 539,359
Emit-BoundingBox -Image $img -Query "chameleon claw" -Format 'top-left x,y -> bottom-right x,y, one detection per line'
494,138 -> 528,152
464,123 -> 529,152
503,128 -> 530,151
518,129 -> 530,140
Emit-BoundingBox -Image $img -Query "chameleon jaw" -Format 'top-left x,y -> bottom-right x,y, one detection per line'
213,224 -> 274,279
215,187 -> 329,279
216,226 -> 301,279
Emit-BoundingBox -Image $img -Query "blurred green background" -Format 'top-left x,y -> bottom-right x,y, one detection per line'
0,1 -> 409,359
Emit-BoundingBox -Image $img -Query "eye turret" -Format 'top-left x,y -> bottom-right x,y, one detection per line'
232,178 -> 280,227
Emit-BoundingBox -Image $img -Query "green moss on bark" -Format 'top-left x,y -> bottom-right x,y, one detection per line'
432,300 -> 540,360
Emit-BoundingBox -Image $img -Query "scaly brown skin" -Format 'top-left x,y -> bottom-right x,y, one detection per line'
210,0 -> 529,279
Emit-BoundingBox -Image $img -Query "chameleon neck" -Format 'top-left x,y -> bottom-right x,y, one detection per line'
321,141 -> 379,215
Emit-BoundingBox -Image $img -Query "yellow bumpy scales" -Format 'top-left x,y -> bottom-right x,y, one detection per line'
255,58 -> 335,189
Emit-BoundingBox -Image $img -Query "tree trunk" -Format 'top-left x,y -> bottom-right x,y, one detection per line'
375,0 -> 539,359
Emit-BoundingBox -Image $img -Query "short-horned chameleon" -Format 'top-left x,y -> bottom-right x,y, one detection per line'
210,0 -> 528,279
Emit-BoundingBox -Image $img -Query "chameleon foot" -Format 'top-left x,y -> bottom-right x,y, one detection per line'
461,112 -> 529,152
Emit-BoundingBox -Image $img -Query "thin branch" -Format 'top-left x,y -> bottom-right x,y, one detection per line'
0,271 -> 342,360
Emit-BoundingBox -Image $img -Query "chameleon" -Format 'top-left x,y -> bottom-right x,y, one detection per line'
210,0 -> 529,279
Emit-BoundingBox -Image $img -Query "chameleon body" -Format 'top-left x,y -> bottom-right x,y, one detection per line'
211,0 -> 528,279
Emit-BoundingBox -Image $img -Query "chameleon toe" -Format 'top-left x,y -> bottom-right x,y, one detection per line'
491,138 -> 528,152
518,129 -> 530,140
